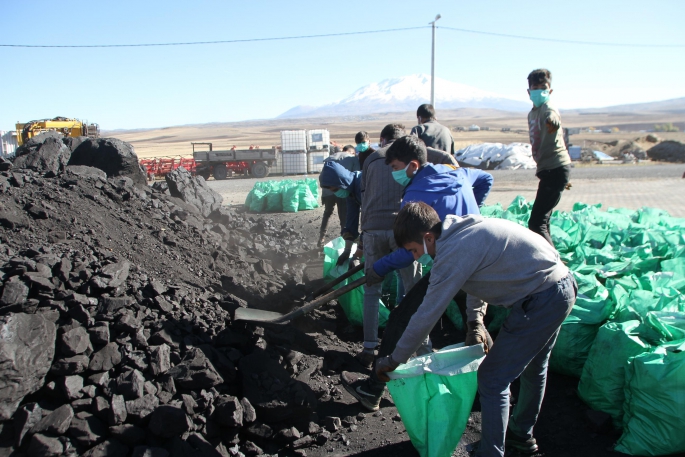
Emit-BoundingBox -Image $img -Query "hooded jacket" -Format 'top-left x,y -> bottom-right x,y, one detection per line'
373,164 -> 493,276
319,161 -> 362,239
321,152 -> 361,197
391,214 -> 569,363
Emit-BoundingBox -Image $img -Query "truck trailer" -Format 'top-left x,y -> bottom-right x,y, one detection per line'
192,143 -> 276,180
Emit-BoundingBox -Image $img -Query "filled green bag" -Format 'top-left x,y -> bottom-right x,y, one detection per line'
282,183 -> 300,213
550,282 -> 613,377
265,182 -> 283,211
614,340 -> 685,456
322,237 -> 389,328
249,184 -> 268,212
387,343 -> 486,457
577,321 -> 651,429
645,311 -> 685,343
297,181 -> 319,211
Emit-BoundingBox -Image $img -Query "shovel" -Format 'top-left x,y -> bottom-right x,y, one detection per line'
235,276 -> 367,324
305,261 -> 365,301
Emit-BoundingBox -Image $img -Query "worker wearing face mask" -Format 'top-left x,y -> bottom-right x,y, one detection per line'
354,131 -> 375,168
340,134 -> 494,412
410,104 -> 455,155
318,161 -> 363,267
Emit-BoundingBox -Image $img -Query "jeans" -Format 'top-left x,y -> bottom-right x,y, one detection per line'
476,273 -> 577,457
362,229 -> 421,349
528,165 -> 570,245
320,194 -> 347,235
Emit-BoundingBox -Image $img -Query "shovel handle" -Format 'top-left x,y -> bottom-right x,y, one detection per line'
275,276 -> 367,323
307,262 -> 365,300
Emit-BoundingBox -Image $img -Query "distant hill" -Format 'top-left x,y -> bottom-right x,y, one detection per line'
565,97 -> 685,114
278,74 -> 530,119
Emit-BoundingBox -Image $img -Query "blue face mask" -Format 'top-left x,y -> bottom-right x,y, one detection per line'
392,163 -> 412,187
418,237 -> 433,266
355,142 -> 369,153
529,89 -> 550,108
334,188 -> 350,198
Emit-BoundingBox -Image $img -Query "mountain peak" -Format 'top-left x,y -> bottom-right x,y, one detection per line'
278,74 -> 529,119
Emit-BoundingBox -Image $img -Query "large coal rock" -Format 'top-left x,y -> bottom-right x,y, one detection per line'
68,138 -> 146,186
165,167 -> 222,217
167,347 -> 223,389
0,312 -> 57,420
647,140 -> 685,163
12,137 -> 71,177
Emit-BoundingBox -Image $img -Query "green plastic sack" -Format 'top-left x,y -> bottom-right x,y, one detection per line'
322,237 -> 389,328
282,184 -> 300,213
249,185 -> 268,212
645,311 -> 685,343
297,181 -> 319,211
614,340 -> 685,456
444,300 -> 464,332
305,177 -> 320,201
577,321 -> 651,429
387,344 -> 486,457
550,279 -> 613,377
265,182 -> 283,212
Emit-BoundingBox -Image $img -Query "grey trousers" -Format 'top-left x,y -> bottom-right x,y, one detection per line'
476,273 -> 576,457
361,229 -> 421,349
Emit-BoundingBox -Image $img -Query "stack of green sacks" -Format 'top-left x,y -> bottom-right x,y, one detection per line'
245,178 -> 320,212
481,196 -> 685,455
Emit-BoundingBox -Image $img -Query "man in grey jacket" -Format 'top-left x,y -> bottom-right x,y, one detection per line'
375,202 -> 576,457
352,124 -> 422,367
410,104 -> 455,155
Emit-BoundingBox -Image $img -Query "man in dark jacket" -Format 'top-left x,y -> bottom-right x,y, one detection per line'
411,104 -> 455,154
318,145 -> 360,246
341,135 -> 493,412
319,162 -> 363,265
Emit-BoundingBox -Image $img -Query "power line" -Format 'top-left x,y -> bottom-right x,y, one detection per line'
438,26 -> 685,48
2,24 -> 680,49
0,26 -> 429,48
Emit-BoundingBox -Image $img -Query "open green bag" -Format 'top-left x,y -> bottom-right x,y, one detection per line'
577,321 -> 651,429
614,340 -> 685,456
322,237 -> 389,328
387,343 -> 486,457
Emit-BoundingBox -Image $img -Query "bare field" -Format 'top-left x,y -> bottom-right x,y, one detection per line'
105,109 -> 685,159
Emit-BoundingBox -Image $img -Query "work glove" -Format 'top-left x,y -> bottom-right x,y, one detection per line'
375,355 -> 400,383
336,240 -> 354,267
365,266 -> 384,286
465,320 -> 494,353
349,257 -> 361,271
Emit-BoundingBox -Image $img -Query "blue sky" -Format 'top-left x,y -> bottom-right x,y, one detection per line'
2,0 -> 683,130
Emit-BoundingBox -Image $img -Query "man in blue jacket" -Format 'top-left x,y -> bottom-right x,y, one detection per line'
341,134 -> 494,411
319,161 -> 363,266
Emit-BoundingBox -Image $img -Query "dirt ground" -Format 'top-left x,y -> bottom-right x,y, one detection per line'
209,164 -> 685,457
105,110 -> 685,159
236,209 -> 673,457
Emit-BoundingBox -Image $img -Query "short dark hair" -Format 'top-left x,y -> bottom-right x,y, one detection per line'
385,135 -> 427,165
380,124 -> 406,142
355,131 -> 369,144
342,144 -> 355,152
394,201 -> 442,247
416,104 -> 435,120
527,69 -> 552,88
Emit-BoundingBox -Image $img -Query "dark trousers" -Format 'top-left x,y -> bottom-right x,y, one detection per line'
320,195 -> 347,235
368,272 -> 477,390
528,165 -> 570,246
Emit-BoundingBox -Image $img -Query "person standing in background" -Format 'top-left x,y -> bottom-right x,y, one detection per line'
526,68 -> 572,246
355,131 -> 375,168
411,104 -> 455,155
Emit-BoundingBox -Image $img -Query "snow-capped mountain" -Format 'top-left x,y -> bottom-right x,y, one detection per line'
278,74 -> 529,119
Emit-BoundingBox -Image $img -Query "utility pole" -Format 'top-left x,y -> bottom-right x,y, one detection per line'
430,14 -> 441,107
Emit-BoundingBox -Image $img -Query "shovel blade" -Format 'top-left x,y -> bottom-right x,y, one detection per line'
234,307 -> 286,323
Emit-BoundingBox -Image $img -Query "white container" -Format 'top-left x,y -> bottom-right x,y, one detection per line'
282,152 -> 307,174
281,130 -> 307,152
0,130 -> 18,157
307,129 -> 330,151
307,150 -> 329,173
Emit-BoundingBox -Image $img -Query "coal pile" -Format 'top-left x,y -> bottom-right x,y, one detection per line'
647,140 -> 685,163
0,136 -> 362,457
